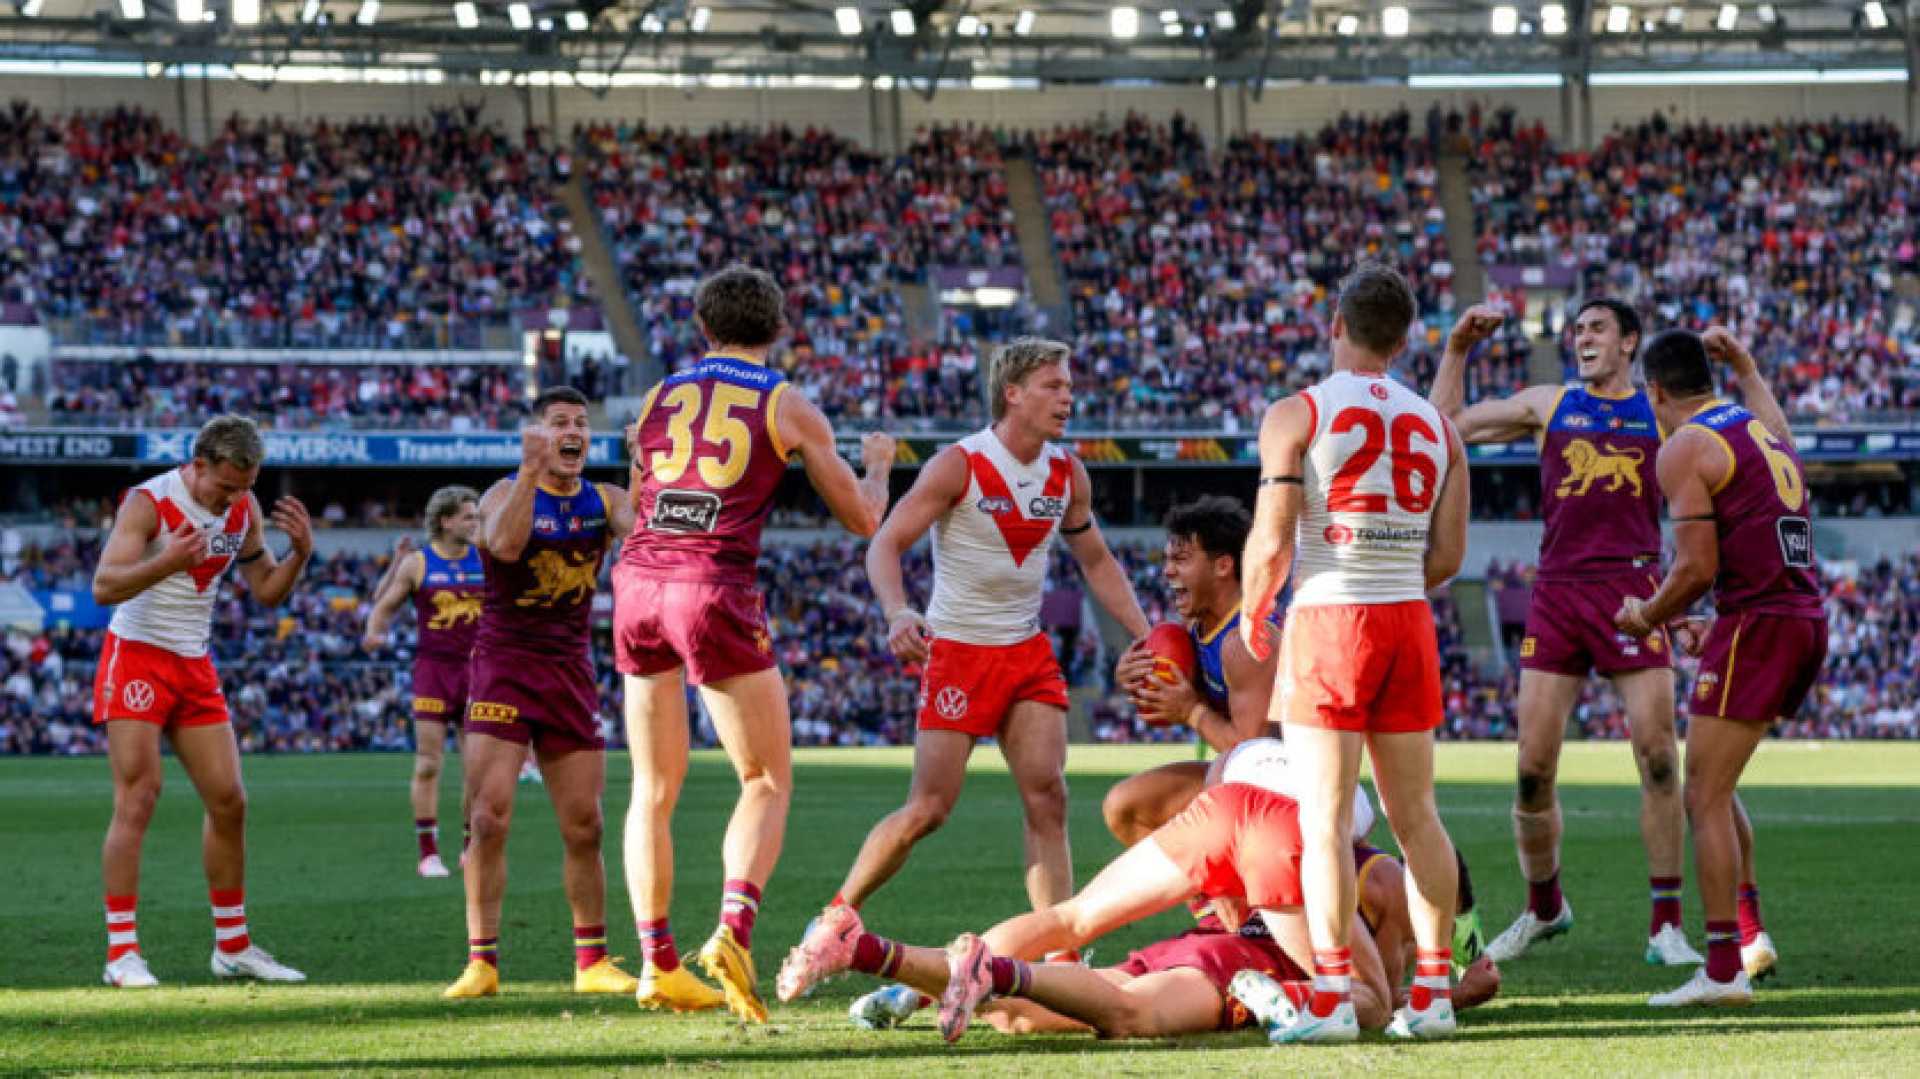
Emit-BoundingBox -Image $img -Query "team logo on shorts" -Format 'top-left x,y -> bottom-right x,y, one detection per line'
1519,637 -> 1537,659
1647,632 -> 1666,654
1695,672 -> 1720,700
933,686 -> 969,721
122,680 -> 156,713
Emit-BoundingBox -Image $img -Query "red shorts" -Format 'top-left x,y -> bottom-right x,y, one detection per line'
611,568 -> 777,687
916,633 -> 1069,738
91,631 -> 229,730
1150,783 -> 1304,910
1689,611 -> 1828,723
411,655 -> 471,726
1117,928 -> 1304,1031
1277,600 -> 1442,734
1521,573 -> 1672,677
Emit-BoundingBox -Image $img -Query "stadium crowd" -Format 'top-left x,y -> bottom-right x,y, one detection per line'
1468,109 -> 1920,421
3,524 -> 1913,755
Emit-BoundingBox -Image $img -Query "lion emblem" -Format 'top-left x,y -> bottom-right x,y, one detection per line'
516,549 -> 598,608
428,590 -> 482,630
1556,439 -> 1645,498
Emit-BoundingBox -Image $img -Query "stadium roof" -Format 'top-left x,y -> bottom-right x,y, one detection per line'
0,1 -> 1909,89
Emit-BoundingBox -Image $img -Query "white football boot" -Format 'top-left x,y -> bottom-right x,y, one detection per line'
1741,932 -> 1778,981
103,952 -> 159,988
1650,968 -> 1753,1007
212,945 -> 307,982
1645,923 -> 1706,966
1486,901 -> 1574,962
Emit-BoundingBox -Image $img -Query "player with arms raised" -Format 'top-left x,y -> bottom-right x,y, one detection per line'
1241,264 -> 1468,1042
92,415 -> 312,987
811,337 -> 1150,932
362,485 -> 484,878
1613,328 -> 1826,1006
1430,299 -> 1700,967
616,265 -> 894,1021
443,387 -> 638,1001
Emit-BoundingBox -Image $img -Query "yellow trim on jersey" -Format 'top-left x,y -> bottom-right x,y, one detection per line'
1535,385 -> 1571,451
537,478 -> 584,498
1356,850 -> 1390,928
1197,610 -> 1238,647
706,349 -> 767,366
766,382 -> 794,461
1718,615 -> 1746,718
1586,383 -> 1638,401
1698,427 -> 1739,497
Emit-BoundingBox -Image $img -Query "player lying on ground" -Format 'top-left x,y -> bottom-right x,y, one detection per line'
616,265 -> 895,1021
362,484 -> 484,878
92,415 -> 313,987
1430,299 -> 1701,968
777,770 -> 1396,1043
1614,328 -> 1826,1007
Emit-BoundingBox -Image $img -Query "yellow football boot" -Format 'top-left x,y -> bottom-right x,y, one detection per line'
573,956 -> 639,994
635,961 -> 726,1013
699,926 -> 769,1024
443,959 -> 500,999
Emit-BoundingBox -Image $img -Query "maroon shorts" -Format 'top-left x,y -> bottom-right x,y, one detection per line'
916,634 -> 1069,738
1520,572 -> 1672,677
464,645 -> 603,753
1688,611 -> 1828,723
611,567 -> 776,687
1117,929 -> 1305,1031
411,655 -> 471,726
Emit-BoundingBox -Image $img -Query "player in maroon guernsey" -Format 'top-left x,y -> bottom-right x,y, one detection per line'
362,485 -> 484,878
1431,299 -> 1701,969
615,265 -> 894,1021
1614,328 -> 1827,1007
443,386 -> 639,1001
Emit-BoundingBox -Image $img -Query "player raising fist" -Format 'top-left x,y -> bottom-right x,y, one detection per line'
92,416 -> 312,988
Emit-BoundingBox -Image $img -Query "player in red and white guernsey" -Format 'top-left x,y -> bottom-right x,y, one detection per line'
810,337 -> 1150,927
1240,265 -> 1470,1043
91,416 -> 313,988
1614,328 -> 1828,1007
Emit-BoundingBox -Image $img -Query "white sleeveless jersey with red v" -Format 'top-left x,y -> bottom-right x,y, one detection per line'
1292,371 -> 1452,608
924,428 -> 1075,647
107,469 -> 253,658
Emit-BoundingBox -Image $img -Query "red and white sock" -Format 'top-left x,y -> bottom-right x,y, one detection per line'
211,888 -> 250,955
1308,947 -> 1353,1018
105,894 -> 139,961
1409,947 -> 1453,1012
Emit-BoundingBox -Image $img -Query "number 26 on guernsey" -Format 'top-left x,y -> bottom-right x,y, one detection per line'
649,383 -> 761,490
1326,406 -> 1442,513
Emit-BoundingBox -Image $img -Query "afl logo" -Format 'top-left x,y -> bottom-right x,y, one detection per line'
976,496 -> 1014,515
933,686 -> 969,721
1369,383 -> 1389,401
1323,524 -> 1355,545
122,680 -> 156,713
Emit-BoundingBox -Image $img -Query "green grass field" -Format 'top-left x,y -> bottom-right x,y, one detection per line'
4,742 -> 1918,1076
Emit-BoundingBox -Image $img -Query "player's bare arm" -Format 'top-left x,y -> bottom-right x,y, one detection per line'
91,492 -> 210,605
1423,420 -> 1471,590
1135,630 -> 1275,749
1061,456 -> 1151,640
865,444 -> 969,664
598,482 -> 636,539
1429,305 -> 1556,444
1240,395 -> 1309,660
481,426 -> 551,563
1616,431 -> 1724,637
236,493 -> 314,607
362,549 -> 425,652
782,391 -> 894,538
1703,328 -> 1792,443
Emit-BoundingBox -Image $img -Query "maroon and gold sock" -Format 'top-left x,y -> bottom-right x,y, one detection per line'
720,879 -> 761,948
1705,921 -> 1742,982
1649,877 -> 1683,934
1528,871 -> 1564,921
987,955 -> 1032,996
574,924 -> 608,970
469,937 -> 499,968
639,918 -> 679,972
851,933 -> 905,979
415,818 -> 440,860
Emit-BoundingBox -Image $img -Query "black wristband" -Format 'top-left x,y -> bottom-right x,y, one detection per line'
1671,514 -> 1715,523
1060,520 -> 1093,536
1259,475 -> 1304,487
236,549 -> 265,565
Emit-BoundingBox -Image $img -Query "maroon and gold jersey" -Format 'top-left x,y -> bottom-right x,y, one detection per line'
622,353 -> 792,587
1684,402 -> 1823,618
411,544 -> 485,662
1537,385 -> 1664,580
474,479 -> 610,656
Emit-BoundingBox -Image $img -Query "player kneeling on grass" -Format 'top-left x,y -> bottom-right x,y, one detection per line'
778,751 -> 1406,1044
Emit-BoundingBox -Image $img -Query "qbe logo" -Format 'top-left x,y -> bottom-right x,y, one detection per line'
933,686 -> 968,721
122,681 -> 156,713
